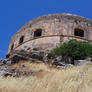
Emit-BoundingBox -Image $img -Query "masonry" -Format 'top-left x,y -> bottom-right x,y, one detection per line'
8,13 -> 92,55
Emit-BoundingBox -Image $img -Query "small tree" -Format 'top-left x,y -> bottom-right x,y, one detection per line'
51,39 -> 92,60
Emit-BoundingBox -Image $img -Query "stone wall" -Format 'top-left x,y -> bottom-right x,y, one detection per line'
8,14 -> 92,54
14,36 -> 60,51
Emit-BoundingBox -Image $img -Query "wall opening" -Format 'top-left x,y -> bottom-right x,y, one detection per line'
74,28 -> 84,37
19,36 -> 24,44
34,29 -> 42,38
11,44 -> 14,51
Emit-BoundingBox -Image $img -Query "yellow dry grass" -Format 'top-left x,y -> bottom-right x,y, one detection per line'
0,61 -> 92,92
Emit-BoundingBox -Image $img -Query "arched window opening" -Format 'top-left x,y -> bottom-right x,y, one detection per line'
34,29 -> 42,38
74,28 -> 84,37
19,36 -> 24,44
11,44 -> 14,51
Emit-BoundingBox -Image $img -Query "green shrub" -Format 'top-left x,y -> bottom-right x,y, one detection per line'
51,39 -> 92,60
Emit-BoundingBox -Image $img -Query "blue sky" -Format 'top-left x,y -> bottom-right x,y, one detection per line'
0,0 -> 92,58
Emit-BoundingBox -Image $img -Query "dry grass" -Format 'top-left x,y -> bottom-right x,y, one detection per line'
0,61 -> 92,92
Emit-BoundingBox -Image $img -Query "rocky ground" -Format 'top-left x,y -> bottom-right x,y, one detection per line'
0,49 -> 92,77
0,61 -> 92,92
0,49 -> 92,92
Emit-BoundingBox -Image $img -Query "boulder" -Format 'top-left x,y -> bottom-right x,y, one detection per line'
74,60 -> 88,66
6,60 -> 12,66
62,56 -> 73,64
51,55 -> 73,66
51,56 -> 62,65
89,56 -> 92,61
0,70 -> 7,77
0,66 -> 9,77
0,59 -> 12,66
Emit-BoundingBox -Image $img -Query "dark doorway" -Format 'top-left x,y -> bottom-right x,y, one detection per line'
34,29 -> 42,38
74,28 -> 84,37
19,36 -> 24,44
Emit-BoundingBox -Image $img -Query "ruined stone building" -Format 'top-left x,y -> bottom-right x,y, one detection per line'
8,14 -> 92,55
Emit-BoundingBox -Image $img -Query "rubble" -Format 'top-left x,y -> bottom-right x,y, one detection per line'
7,49 -> 51,63
0,49 -> 91,77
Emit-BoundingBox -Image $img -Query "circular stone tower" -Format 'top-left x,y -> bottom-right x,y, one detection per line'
8,13 -> 92,55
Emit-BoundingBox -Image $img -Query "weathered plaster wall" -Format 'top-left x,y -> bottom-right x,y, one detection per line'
14,36 -> 60,51
8,14 -> 92,53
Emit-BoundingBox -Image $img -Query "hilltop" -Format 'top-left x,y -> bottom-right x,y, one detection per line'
0,60 -> 92,92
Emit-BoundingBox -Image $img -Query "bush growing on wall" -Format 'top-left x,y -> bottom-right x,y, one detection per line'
51,39 -> 92,60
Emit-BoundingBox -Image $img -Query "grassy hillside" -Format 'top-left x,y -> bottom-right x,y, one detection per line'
0,61 -> 92,92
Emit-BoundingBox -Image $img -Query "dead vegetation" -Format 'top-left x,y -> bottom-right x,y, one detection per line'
0,61 -> 92,92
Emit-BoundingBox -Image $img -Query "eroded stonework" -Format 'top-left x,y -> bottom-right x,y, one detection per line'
8,13 -> 92,54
